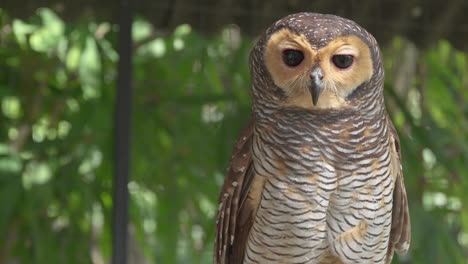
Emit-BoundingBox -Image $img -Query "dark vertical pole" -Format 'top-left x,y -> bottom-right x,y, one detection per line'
112,0 -> 133,263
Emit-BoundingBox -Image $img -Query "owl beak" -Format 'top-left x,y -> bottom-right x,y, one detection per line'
310,67 -> 324,106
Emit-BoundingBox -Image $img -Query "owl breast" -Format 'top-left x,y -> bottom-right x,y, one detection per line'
244,170 -> 331,263
245,113 -> 394,264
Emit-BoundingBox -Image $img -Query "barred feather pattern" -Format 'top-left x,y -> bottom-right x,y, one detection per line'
245,103 -> 394,264
214,12 -> 410,264
245,15 -> 397,263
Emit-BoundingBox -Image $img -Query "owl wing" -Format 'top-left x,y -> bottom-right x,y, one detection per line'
386,116 -> 411,263
214,118 -> 264,264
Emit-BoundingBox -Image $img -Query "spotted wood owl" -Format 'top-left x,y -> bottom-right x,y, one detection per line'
214,12 -> 411,264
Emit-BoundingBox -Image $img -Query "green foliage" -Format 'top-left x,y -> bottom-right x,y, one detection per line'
0,7 -> 116,264
0,7 -> 467,264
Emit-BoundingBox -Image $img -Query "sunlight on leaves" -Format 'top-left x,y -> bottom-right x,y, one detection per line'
201,104 -> 224,123
66,98 -> 80,112
92,203 -> 104,229
191,224 -> 205,250
198,195 -> 216,219
80,37 -> 101,99
174,24 -> 192,37
0,144 -> 21,174
0,144 -> 11,155
57,120 -> 72,138
133,19 -> 152,42
422,148 -> 436,170
407,88 -> 421,122
29,8 -> 65,52
173,38 -> 185,51
78,148 -> 103,179
7,127 -> 18,140
32,117 -> 50,143
1,96 -> 22,119
66,43 -> 82,71
139,38 -> 166,57
12,20 -> 37,47
22,161 -> 52,189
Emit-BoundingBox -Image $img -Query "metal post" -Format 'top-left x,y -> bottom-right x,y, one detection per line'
112,0 -> 133,263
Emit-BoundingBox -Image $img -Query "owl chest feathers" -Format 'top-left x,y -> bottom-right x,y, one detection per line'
245,110 -> 394,263
252,108 -> 390,180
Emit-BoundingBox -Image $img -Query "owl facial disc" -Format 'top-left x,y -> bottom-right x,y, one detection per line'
260,13 -> 377,110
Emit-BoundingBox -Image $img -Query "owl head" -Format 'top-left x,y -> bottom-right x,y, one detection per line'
250,13 -> 384,111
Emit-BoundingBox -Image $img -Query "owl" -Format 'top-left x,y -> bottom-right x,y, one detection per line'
214,13 -> 411,264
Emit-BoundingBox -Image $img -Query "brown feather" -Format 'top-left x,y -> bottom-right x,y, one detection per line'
216,12 -> 411,264
229,164 -> 265,263
214,118 -> 263,264
386,116 -> 411,263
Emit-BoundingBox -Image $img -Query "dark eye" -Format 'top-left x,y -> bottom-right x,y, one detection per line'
332,55 -> 354,69
283,49 -> 304,67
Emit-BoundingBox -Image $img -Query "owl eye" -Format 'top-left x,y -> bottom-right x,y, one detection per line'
332,55 -> 354,69
282,49 -> 304,67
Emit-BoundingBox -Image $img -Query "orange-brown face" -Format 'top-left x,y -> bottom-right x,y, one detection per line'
264,28 -> 374,110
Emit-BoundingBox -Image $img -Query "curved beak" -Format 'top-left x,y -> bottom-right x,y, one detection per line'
310,67 -> 324,106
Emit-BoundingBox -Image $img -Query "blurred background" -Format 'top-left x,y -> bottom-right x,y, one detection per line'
0,0 -> 467,263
